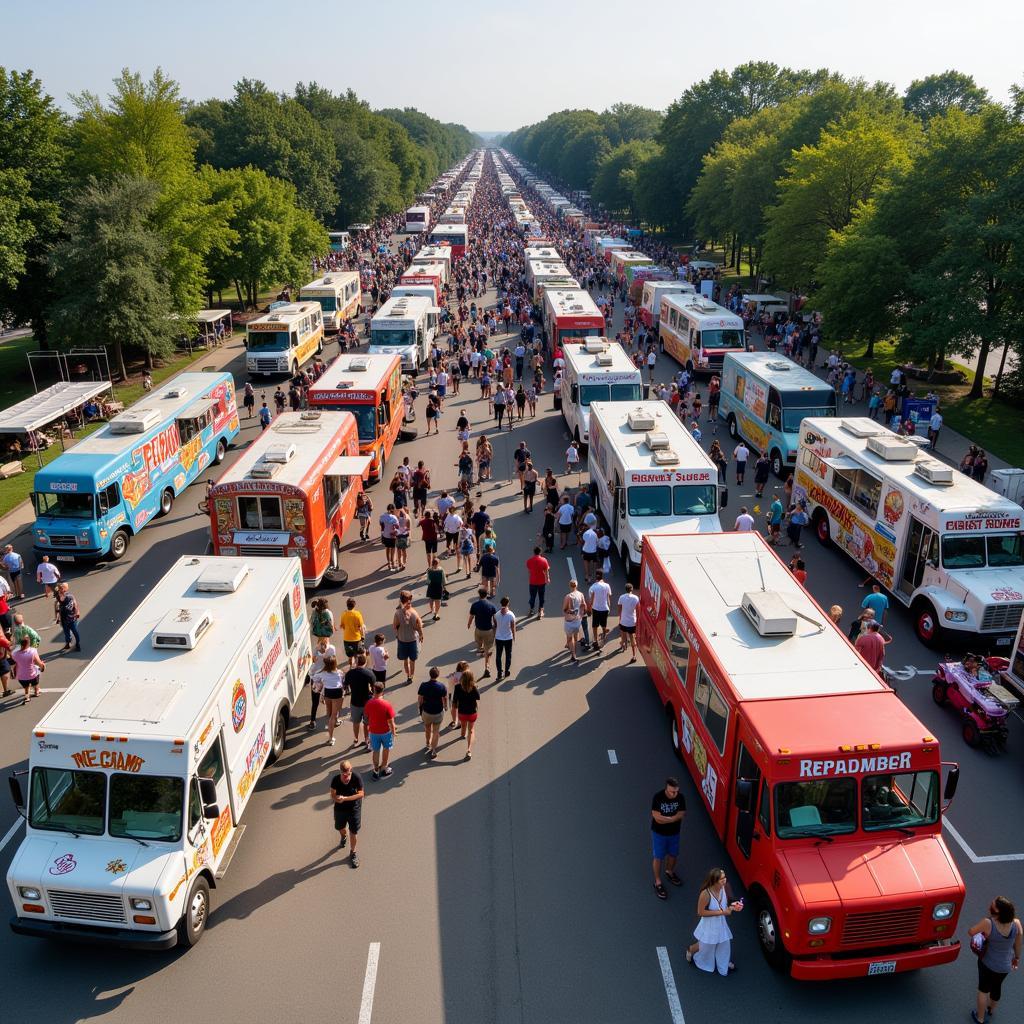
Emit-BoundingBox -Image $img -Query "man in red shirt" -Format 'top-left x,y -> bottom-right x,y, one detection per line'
526,546 -> 551,618
365,682 -> 397,779
855,621 -> 890,675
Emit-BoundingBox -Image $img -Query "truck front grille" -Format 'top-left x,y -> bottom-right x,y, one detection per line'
841,907 -> 922,946
47,535 -> 77,547
48,889 -> 127,924
254,358 -> 283,373
239,545 -> 284,557
981,603 -> 1024,632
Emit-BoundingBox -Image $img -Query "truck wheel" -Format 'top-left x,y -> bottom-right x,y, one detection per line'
177,876 -> 210,948
931,680 -> 949,705
755,892 -> 793,973
269,706 -> 288,762
668,705 -> 684,763
912,600 -> 943,648
322,540 -> 348,588
770,448 -> 784,478
962,719 -> 981,748
109,529 -> 130,561
158,488 -> 174,517
214,438 -> 227,464
727,414 -> 738,440
813,510 -> 831,547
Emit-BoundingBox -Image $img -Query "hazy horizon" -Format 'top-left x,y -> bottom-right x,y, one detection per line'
2,0 -> 1022,129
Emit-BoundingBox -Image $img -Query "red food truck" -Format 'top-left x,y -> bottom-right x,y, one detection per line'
638,531 -> 964,980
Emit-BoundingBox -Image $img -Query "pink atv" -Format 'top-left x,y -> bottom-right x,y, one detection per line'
931,655 -> 1013,751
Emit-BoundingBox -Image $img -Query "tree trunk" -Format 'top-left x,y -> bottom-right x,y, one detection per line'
969,335 -> 991,400
234,280 -> 244,310
32,313 -> 49,350
145,351 -> 154,370
112,339 -> 128,382
865,332 -> 876,360
993,338 -> 1011,396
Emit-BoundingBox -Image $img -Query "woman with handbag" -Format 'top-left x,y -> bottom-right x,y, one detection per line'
968,896 -> 1021,1023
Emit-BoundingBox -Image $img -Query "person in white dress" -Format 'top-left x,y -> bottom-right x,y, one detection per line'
686,867 -> 743,975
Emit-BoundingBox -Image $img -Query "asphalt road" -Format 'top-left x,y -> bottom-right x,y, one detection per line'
0,252 -> 1021,1024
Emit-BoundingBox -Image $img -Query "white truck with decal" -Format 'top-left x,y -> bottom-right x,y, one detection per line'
6,556 -> 311,948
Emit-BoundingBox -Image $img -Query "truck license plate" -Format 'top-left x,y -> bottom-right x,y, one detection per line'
867,960 -> 896,975
53,554 -> 74,562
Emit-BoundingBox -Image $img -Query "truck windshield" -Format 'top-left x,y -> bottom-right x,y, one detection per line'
862,771 -> 939,832
305,295 -> 337,312
674,484 -> 717,515
34,491 -> 96,520
371,329 -> 414,347
247,330 -> 291,351
701,328 -> 746,351
109,775 -> 184,842
988,533 -> 1024,566
334,404 -> 378,442
775,779 -> 857,838
628,484 -> 672,516
942,535 -> 987,569
781,405 -> 836,432
30,767 -> 105,835
578,383 -> 642,406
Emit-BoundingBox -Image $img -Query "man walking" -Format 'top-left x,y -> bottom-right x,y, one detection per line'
588,570 -> 613,650
526,546 -> 550,617
2,545 -> 25,599
54,582 -> 81,652
651,776 -> 686,900
467,588 -> 497,679
417,667 -> 448,760
379,504 -> 399,570
733,441 -> 750,486
365,682 -> 397,779
494,596 -> 516,680
330,760 -> 364,868
36,556 -> 61,598
393,590 -> 424,687
345,654 -> 375,749
928,408 -> 943,451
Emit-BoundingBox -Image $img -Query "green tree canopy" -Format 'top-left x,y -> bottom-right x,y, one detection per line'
903,70 -> 989,123
592,140 -> 661,217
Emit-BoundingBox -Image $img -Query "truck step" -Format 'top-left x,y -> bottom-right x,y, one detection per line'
215,824 -> 247,879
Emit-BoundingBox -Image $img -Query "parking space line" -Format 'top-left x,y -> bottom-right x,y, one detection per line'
607,749 -> 618,765
943,819 -> 1024,864
566,556 -> 578,582
358,942 -> 381,1024
0,817 -> 24,856
656,946 -> 685,1024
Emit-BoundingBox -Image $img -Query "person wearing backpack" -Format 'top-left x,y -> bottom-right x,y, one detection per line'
54,582 -> 81,652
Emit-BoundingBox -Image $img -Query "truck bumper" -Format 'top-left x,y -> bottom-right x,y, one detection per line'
32,547 -> 102,564
790,939 -> 960,980
11,915 -> 179,949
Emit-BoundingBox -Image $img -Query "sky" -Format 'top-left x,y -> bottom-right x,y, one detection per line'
2,0 -> 1022,131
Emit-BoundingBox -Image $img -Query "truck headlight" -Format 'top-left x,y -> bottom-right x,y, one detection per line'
18,886 -> 41,900
943,610 -> 968,622
932,902 -> 955,920
130,897 -> 153,911
808,916 -> 832,935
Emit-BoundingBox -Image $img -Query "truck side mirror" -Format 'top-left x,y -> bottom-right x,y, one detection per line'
943,765 -> 959,802
199,777 -> 218,805
735,778 -> 754,813
643,384 -> 650,399
571,384 -> 578,402
203,803 -> 221,821
719,484 -> 729,510
9,775 -> 25,817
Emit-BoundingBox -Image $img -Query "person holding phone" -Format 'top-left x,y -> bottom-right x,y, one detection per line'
686,867 -> 743,975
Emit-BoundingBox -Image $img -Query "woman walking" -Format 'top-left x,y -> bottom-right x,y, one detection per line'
562,580 -> 586,663
355,492 -> 373,541
477,437 -> 493,482
395,507 -> 411,570
314,654 -> 344,747
311,597 -> 334,644
447,660 -> 469,730
457,523 -> 476,577
425,557 -> 447,621
522,462 -> 539,513
968,896 -> 1021,1023
685,867 -> 743,975
453,668 -> 481,760
308,635 -> 336,729
12,635 -> 45,705
540,503 -> 556,553
544,468 -> 559,510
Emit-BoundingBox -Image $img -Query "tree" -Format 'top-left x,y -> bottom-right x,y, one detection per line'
592,140 -> 660,217
903,71 -> 989,123
48,177 -> 180,379
599,103 -> 662,147
0,67 -> 69,345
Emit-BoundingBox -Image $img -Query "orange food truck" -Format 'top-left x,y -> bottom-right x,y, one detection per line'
208,411 -> 370,587
306,353 -> 404,484
639,531 -> 964,980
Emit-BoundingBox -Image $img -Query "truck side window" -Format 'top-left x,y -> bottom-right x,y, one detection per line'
323,474 -> 344,519
758,777 -> 772,834
694,665 -> 729,754
97,482 -> 120,515
188,780 -> 203,831
280,595 -> 295,650
665,612 -> 690,686
767,402 -> 782,430
198,739 -> 224,785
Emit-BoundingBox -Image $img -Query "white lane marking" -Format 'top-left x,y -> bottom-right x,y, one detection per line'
358,942 -> 381,1024
0,816 -> 25,856
656,946 -> 685,1024
943,819 -> 1024,864
35,688 -> 69,694
607,749 -> 618,765
566,556 -> 578,582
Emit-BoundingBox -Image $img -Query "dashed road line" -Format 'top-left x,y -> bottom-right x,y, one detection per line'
0,817 -> 24,856
607,749 -> 618,765
358,942 -> 381,1024
943,819 -> 1024,864
656,946 -> 685,1024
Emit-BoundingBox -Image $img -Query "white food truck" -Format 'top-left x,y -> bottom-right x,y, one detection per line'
7,556 -> 312,948
588,400 -> 722,577
369,295 -> 439,374
560,338 -> 643,448
795,417 -> 1024,648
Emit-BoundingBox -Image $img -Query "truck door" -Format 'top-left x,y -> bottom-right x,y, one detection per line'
898,516 -> 938,596
611,471 -> 624,541
732,740 -> 768,860
188,733 -> 231,858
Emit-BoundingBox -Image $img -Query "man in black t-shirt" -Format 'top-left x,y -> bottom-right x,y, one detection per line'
651,776 -> 686,900
345,654 -> 375,748
330,761 -> 365,868
467,588 -> 497,679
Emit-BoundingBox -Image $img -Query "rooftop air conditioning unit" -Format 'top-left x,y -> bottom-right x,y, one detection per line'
323,277 -> 333,284
268,315 -> 282,322
347,357 -> 370,372
151,607 -> 214,650
652,448 -> 679,466
584,338 -> 608,354
866,434 -> 918,461
263,443 -> 296,464
195,561 -> 249,593
628,408 -> 656,431
164,386 -> 190,399
299,410 -> 321,421
914,460 -> 955,486
741,590 -> 797,637
249,461 -> 281,480
646,431 -> 670,450
841,417 -> 884,439
109,408 -> 162,434
765,362 -> 790,372
698,300 -> 717,313
595,351 -> 614,366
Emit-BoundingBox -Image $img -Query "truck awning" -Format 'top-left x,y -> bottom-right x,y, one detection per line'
823,456 -> 861,472
330,455 -> 373,477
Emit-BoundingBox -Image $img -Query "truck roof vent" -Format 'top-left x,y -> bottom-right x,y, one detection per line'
249,460 -> 281,479
741,590 -> 797,637
841,417 -> 885,439
913,460 -> 955,486
627,408 -> 657,431
163,386 -> 190,399
298,410 -> 322,421
866,433 -> 918,461
652,447 -> 679,466
347,357 -> 370,372
195,561 -> 249,593
764,361 -> 791,372
263,443 -> 296,464
109,407 -> 162,434
595,351 -> 614,366
646,431 -> 670,450
152,607 -> 214,650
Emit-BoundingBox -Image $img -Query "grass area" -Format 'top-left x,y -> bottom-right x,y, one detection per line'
0,342 -> 235,520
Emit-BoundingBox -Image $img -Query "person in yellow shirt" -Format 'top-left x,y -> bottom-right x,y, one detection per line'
340,597 -> 366,668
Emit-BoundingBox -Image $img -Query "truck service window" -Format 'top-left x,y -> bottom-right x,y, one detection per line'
109,775 -> 184,842
30,767 -> 105,836
694,666 -> 729,753
673,484 -> 717,516
238,496 -> 283,531
665,613 -> 690,685
862,771 -> 939,831
775,779 -> 857,838
628,484 -> 672,517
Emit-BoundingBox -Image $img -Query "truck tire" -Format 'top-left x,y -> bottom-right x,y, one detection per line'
668,705 -> 684,763
770,448 -> 784,478
754,891 -> 793,973
177,876 -> 210,948
912,599 -> 943,649
158,488 -> 174,518
109,529 -> 130,561
214,438 -> 227,464
269,706 -> 288,762
812,510 -> 831,547
727,414 -> 738,440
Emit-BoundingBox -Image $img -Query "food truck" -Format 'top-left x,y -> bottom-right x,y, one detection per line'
640,531 -> 964,979
559,338 -> 642,448
7,556 -> 313,948
208,411 -> 370,586
245,302 -> 324,378
298,271 -> 361,333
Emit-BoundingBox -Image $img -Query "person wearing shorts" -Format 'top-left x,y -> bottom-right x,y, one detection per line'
344,654 -> 375,747
556,497 -> 576,549
417,667 -> 448,760
330,761 -> 364,868
468,589 -> 497,678
379,504 -> 399,570
651,777 -> 686,899
364,683 -> 397,778
340,597 -> 365,667
588,571 -> 613,650
618,583 -> 641,662
393,590 -> 424,686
